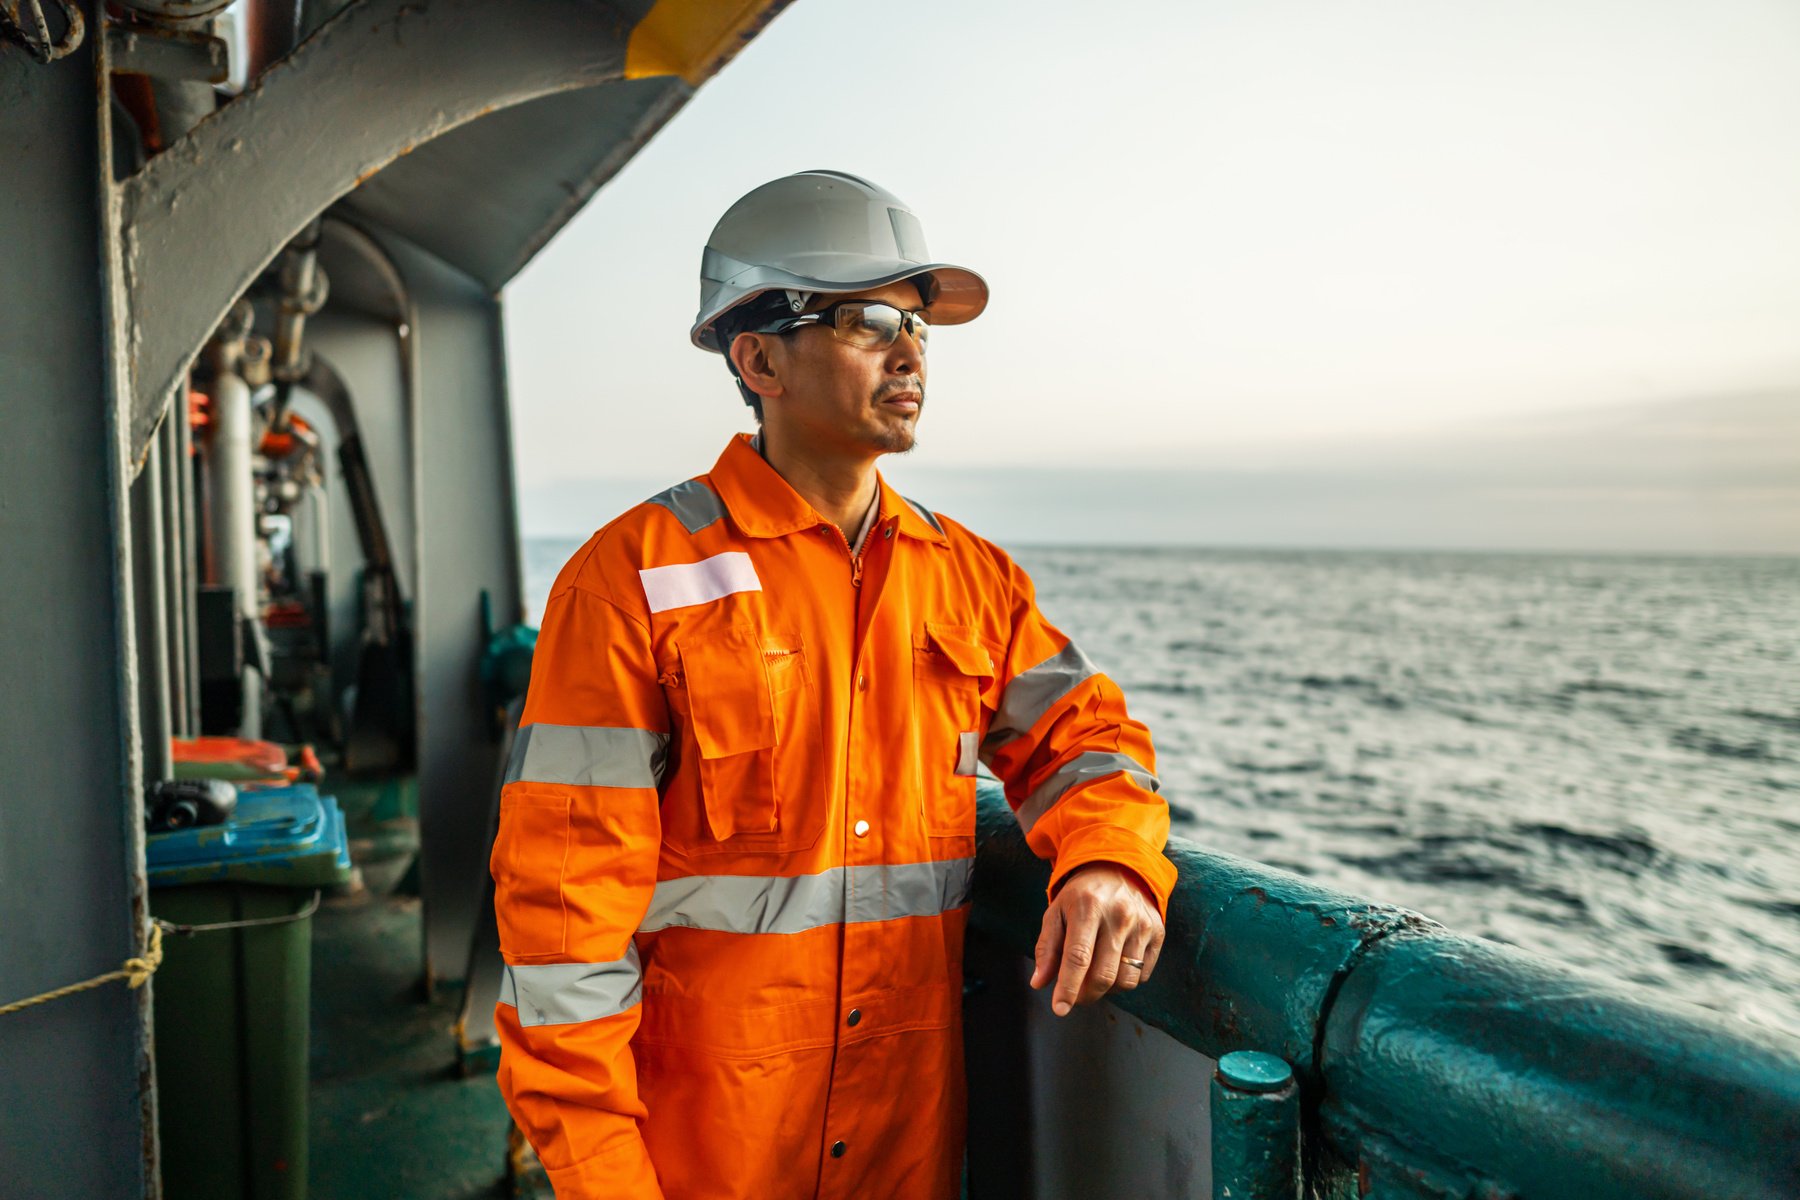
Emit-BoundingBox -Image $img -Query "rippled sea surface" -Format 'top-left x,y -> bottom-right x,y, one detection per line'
527,540 -> 1800,1033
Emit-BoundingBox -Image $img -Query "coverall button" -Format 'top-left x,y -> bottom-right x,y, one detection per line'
846,1008 -> 862,1027
831,1140 -> 847,1158
857,673 -> 868,689
853,819 -> 870,837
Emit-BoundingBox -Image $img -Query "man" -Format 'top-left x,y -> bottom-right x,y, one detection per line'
493,170 -> 1176,1199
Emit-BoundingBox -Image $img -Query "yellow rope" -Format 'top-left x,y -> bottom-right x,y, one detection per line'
0,890 -> 320,1018
0,921 -> 164,1018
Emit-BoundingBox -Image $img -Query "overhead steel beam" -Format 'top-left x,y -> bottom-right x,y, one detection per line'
119,0 -> 797,470
118,0 -> 654,471
339,74 -> 689,290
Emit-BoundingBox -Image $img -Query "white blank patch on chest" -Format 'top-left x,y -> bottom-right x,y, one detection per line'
639,551 -> 763,614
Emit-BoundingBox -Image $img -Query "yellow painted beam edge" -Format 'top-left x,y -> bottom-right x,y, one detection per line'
625,0 -> 792,87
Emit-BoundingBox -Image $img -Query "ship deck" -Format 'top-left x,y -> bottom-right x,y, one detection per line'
309,885 -> 548,1200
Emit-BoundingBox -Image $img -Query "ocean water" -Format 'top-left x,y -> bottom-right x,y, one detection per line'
524,539 -> 1800,1034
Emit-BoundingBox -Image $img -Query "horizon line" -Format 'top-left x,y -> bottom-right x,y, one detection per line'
517,533 -> 1799,561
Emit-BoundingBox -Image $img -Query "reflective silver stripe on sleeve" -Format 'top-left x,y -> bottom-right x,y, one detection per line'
981,641 -> 1102,757
646,479 -> 726,534
1014,751 -> 1160,835
640,858 -> 974,936
501,944 -> 642,1027
504,723 -> 667,789
902,495 -> 944,536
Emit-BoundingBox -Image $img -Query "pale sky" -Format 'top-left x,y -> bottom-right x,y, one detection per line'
504,0 -> 1800,551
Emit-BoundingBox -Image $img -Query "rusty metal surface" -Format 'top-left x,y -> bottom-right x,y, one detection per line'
0,0 -> 85,63
116,0 -> 234,19
104,21 -> 226,82
119,0 -> 645,470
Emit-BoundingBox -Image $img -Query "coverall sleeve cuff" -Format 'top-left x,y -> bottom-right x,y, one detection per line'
541,1132 -> 666,1200
1045,827 -> 1178,921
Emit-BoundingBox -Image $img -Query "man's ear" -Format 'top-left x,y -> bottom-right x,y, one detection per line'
729,332 -> 784,401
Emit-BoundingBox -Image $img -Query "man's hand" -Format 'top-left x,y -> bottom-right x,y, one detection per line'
1030,863 -> 1165,1016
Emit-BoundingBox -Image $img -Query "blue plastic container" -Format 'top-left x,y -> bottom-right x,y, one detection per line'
147,783 -> 351,889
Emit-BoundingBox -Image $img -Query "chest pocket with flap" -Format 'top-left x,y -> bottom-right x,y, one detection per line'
674,623 -> 821,853
912,621 -> 994,839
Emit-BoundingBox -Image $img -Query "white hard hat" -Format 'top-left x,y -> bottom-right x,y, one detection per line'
691,170 -> 989,353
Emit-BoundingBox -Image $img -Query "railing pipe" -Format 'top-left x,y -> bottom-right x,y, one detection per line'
972,783 -> 1428,1084
970,782 -> 1800,1200
1318,929 -> 1800,1200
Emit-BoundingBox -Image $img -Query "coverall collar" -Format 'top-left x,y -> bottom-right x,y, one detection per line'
710,433 -> 947,544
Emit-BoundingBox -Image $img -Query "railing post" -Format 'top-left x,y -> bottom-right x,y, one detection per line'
1211,1050 -> 1300,1200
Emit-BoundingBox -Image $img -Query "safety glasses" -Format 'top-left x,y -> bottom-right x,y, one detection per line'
760,300 -> 930,352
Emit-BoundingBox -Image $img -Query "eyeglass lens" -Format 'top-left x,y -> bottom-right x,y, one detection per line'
832,303 -> 929,352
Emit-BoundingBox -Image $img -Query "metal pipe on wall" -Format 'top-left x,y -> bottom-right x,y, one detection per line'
270,218 -> 327,429
116,0 -> 233,147
158,400 -> 190,736
272,220 -> 322,373
131,430 -> 175,784
307,481 -> 330,577
176,379 -> 202,733
203,308 -> 262,739
147,76 -> 213,142
241,0 -> 305,80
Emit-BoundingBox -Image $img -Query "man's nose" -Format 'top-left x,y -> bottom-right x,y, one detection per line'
886,327 -> 923,373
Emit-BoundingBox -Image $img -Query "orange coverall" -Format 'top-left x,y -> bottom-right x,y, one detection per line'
493,433 -> 1176,1199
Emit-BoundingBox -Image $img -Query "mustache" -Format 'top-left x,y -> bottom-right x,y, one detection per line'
873,380 -> 925,405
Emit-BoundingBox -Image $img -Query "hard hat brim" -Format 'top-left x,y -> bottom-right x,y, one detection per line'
692,260 -> 988,353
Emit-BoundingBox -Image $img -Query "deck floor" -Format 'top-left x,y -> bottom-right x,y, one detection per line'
309,887 -> 549,1200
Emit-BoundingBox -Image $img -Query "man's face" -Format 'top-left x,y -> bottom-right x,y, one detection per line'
754,279 -> 928,458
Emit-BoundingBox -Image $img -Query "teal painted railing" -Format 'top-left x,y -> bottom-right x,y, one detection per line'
970,781 -> 1800,1199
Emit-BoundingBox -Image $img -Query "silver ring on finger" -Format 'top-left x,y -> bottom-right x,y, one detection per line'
1120,957 -> 1146,970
